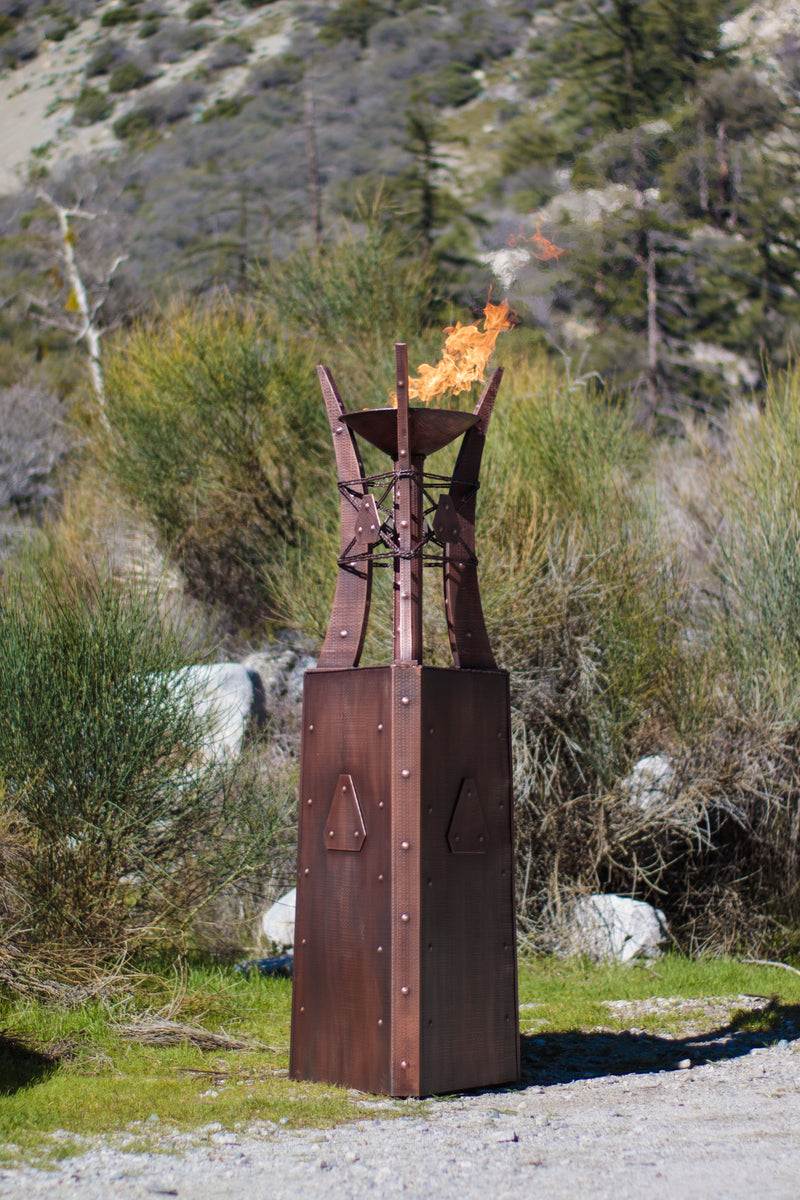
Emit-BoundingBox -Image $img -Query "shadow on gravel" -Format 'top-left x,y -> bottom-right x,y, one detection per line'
518,1004 -> 800,1088
0,1033 -> 59,1096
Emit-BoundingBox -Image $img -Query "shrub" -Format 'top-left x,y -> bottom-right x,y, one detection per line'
248,52 -> 303,91
0,570 -> 292,952
108,59 -> 151,92
112,103 -> 162,140
201,95 -> 249,121
149,20 -> 208,61
103,300 -> 329,631
100,1 -> 141,27
85,39 -> 124,77
186,0 -> 211,17
206,34 -> 250,70
72,84 -> 115,126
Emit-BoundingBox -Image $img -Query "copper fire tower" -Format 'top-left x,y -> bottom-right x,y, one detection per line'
290,345 -> 519,1097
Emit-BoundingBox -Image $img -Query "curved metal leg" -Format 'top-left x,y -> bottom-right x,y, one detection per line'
317,366 -> 373,669
442,368 -> 503,669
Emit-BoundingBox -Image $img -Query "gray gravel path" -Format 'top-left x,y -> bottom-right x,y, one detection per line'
2,1031 -> 800,1200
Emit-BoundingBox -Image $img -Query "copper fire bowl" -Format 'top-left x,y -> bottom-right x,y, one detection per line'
341,407 -> 478,459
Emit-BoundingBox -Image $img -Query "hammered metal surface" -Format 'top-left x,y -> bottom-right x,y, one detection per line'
418,667 -> 519,1095
291,668 -> 392,1095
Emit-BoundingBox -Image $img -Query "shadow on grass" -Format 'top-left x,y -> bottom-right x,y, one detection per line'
518,1003 -> 800,1087
0,1034 -> 59,1096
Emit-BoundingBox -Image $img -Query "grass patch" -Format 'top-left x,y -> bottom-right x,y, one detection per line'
0,964 -> 376,1168
518,954 -> 800,1036
2,954 -> 798,1166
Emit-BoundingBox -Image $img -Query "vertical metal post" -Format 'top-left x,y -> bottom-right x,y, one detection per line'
394,344 -> 423,663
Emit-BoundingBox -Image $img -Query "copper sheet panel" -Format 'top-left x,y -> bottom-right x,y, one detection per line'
418,667 -> 519,1096
291,668 -> 392,1095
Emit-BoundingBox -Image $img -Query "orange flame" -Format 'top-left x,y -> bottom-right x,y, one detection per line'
508,219 -> 565,262
403,299 -> 516,406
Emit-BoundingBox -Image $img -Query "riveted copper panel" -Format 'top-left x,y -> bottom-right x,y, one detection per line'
291,668 -> 392,1095
419,667 -> 519,1096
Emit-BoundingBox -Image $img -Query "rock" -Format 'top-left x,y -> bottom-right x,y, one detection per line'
559,894 -> 668,964
167,663 -> 262,764
260,887 -> 296,948
621,754 -> 674,811
243,632 -> 317,717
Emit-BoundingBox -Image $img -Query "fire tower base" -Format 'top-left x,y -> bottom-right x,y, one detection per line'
289,665 -> 519,1098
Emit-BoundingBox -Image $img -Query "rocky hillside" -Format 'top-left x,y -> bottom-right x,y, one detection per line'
1,0 -> 798,411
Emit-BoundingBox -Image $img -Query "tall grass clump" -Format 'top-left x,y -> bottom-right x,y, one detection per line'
103,300 -> 330,634
0,567 -> 295,966
478,351 -> 708,944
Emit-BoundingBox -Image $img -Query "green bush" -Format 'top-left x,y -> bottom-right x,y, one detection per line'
108,60 -> 151,93
0,570 -> 292,952
112,104 -> 162,141
101,2 -> 141,27
187,0 -> 212,17
104,301 -> 329,632
72,85 -> 115,126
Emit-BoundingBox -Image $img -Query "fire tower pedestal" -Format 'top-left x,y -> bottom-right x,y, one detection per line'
289,348 -> 519,1097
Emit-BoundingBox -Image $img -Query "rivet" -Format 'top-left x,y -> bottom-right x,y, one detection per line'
503,943 -> 509,951
308,724 -> 314,732
497,731 -> 503,739
353,830 -> 360,838
378,873 -> 384,881
356,525 -> 364,535
378,1018 -> 383,1027
401,913 -> 409,923
399,450 -> 407,458
303,867 -> 310,875
377,945 -> 383,953
378,800 -> 384,808
501,868 -> 506,877
428,943 -> 433,952
401,592 -> 410,599
342,784 -> 347,792
427,878 -> 433,887
428,1019 -> 433,1027
377,723 -> 383,731
428,727 -> 434,735
427,806 -> 433,814
400,520 -> 408,528
400,986 -> 409,996
335,427 -> 343,434
401,695 -> 410,705
466,631 -> 472,638
400,1059 -> 408,1068
401,769 -> 410,779
329,830 -> 335,838
301,937 -> 307,945
401,840 -> 410,850
300,1005 -> 305,1012
307,797 -> 312,805
340,629 -> 348,638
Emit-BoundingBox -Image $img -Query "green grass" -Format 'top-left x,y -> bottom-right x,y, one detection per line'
518,954 -> 800,1036
0,966 -> 375,1168
2,954 -> 799,1167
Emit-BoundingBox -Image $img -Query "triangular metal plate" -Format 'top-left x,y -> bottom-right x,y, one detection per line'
447,777 -> 489,854
324,773 -> 367,852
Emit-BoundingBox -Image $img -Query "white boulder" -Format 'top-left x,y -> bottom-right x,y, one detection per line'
621,754 -> 674,811
168,663 -> 261,764
560,894 -> 668,964
261,887 -> 296,948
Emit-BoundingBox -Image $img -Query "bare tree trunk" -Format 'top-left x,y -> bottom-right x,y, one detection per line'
42,194 -> 110,431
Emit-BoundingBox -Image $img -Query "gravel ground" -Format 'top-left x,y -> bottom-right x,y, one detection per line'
2,1006 -> 800,1200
